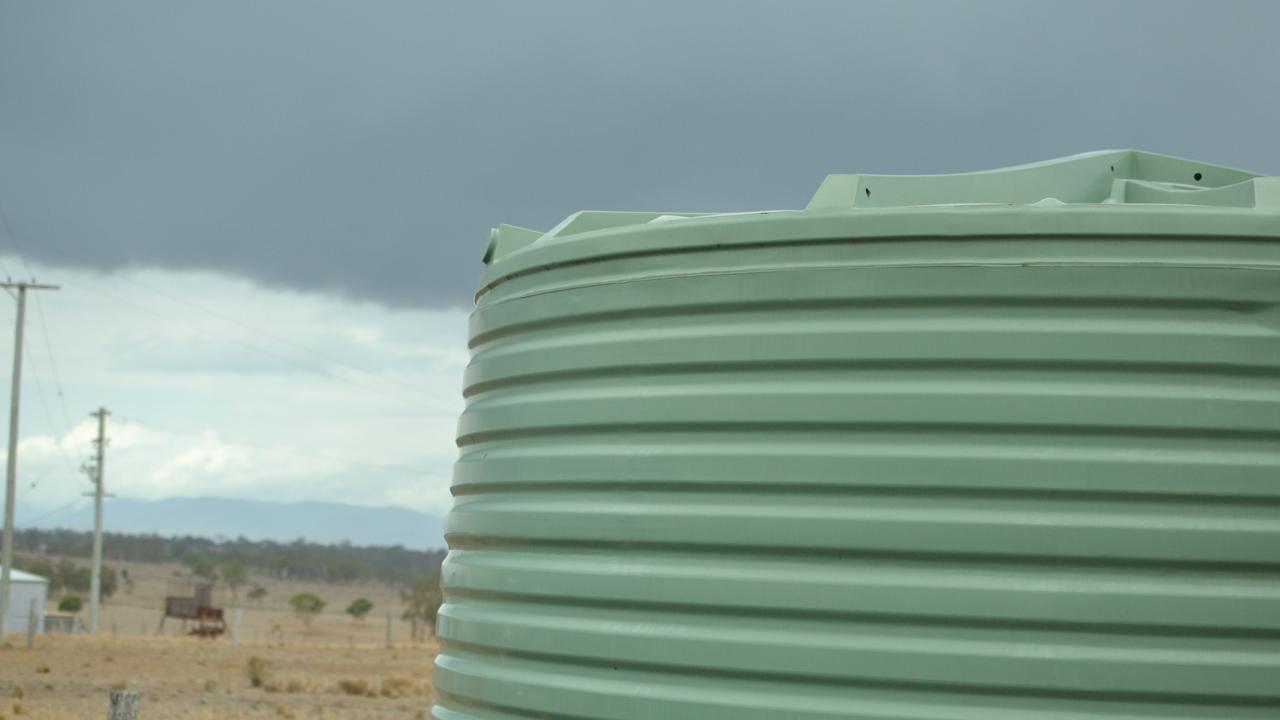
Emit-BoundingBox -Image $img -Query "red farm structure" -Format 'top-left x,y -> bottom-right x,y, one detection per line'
158,580 -> 225,638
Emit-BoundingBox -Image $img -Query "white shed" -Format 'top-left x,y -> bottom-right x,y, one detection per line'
0,567 -> 49,634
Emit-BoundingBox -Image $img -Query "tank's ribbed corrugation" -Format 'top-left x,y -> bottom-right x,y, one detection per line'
436,152 -> 1280,719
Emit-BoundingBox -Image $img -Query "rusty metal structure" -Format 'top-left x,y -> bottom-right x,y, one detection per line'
158,579 -> 225,638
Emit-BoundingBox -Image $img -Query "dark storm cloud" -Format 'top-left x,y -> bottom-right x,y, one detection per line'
1,1 -> 1277,308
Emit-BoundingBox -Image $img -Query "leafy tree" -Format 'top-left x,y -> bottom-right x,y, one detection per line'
185,553 -> 218,582
59,560 -> 89,593
345,597 -> 373,622
222,560 -> 248,598
247,586 -> 268,603
16,557 -> 60,594
289,592 -> 326,627
16,556 -> 115,600
99,565 -> 118,600
58,595 -> 83,613
400,572 -> 442,642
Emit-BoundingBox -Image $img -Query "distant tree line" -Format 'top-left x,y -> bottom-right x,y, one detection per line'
11,528 -> 445,587
12,555 -> 117,601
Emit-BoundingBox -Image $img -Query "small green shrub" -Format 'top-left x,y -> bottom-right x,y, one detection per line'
288,593 -> 325,627
345,598 -> 373,622
247,657 -> 273,688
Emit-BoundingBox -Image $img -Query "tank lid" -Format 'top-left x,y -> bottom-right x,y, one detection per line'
480,150 -> 1278,270
807,149 -> 1270,210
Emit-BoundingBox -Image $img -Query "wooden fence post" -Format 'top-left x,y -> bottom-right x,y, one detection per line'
107,689 -> 140,719
26,598 -> 37,649
385,611 -> 392,649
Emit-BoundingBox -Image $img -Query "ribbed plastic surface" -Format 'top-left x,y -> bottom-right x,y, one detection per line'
436,151 -> 1280,719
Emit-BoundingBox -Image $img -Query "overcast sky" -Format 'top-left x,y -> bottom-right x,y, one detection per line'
0,1 -> 1277,523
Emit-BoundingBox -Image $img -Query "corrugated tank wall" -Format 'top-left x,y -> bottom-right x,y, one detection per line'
435,151 -> 1280,719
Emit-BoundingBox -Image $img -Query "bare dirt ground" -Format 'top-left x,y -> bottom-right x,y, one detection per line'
0,634 -> 437,719
0,558 -> 439,719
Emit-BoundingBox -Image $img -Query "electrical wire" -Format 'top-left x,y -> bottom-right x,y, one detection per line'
23,340 -> 81,487
24,462 -> 58,491
0,193 -> 455,416
68,277 -> 453,413
32,291 -> 76,432
0,196 -> 92,504
122,276 -> 438,396
244,441 -> 426,477
23,498 -> 86,526
109,411 -> 426,477
0,193 -> 441,494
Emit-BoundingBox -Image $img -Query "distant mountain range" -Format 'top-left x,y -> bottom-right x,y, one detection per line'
19,496 -> 446,550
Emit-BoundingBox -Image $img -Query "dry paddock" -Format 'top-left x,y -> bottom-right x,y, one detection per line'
0,633 -> 437,720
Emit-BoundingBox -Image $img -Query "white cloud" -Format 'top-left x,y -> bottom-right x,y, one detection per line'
2,260 -> 467,517
149,431 -> 254,487
339,325 -> 384,347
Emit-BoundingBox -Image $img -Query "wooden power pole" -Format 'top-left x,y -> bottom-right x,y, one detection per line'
0,280 -> 58,638
85,407 -> 110,634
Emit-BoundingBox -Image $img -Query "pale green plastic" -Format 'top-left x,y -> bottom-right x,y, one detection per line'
438,151 -> 1280,720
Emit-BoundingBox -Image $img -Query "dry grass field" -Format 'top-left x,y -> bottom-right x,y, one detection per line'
94,559 -> 414,646
0,558 -> 439,719
0,634 -> 437,719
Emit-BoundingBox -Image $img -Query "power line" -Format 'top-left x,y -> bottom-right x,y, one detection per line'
0,197 -> 438,485
22,330 -> 80,486
23,498 -> 85,526
108,410 -> 426,478
68,278 -> 451,413
31,292 -> 76,432
25,464 -> 54,491
0,197 -> 451,413
0,198 -> 433,532
0,209 -> 86,528
244,441 -> 426,477
0,199 -> 79,483
122,276 -> 437,397
57,283 -> 437,480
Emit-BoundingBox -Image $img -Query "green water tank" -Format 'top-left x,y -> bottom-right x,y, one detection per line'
435,151 -> 1280,719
